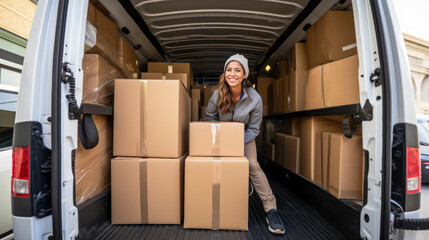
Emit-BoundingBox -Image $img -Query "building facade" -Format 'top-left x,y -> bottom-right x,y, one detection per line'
404,33 -> 429,114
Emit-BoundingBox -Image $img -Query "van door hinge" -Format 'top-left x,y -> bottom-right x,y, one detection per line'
343,99 -> 373,138
62,62 -> 79,120
370,68 -> 381,87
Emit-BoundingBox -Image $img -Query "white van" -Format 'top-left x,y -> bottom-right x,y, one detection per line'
10,0 -> 425,239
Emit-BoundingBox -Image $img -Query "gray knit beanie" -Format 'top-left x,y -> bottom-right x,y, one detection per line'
224,54 -> 249,79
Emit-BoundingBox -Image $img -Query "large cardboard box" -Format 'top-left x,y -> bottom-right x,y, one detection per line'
141,72 -> 189,92
191,99 -> 200,122
189,122 -> 244,157
82,54 -> 125,106
272,79 -> 279,114
117,37 -> 138,79
111,155 -> 186,224
75,115 -> 113,205
289,70 -> 308,112
300,117 -> 343,183
289,43 -> 307,72
87,2 -> 96,26
147,62 -> 193,90
306,11 -> 356,68
328,133 -> 363,199
323,55 -> 359,107
114,80 -> 190,157
256,77 -> 275,107
184,156 -> 249,230
305,66 -> 324,110
283,134 -> 300,173
87,9 -> 120,67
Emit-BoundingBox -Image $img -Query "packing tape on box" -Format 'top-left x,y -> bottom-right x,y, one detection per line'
140,159 -> 149,223
140,81 -> 148,155
212,159 -> 221,229
211,123 -> 221,156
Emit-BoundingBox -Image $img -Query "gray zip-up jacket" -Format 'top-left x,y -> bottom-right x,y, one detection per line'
206,87 -> 263,144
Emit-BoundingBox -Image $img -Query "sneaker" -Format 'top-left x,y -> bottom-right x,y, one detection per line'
266,209 -> 285,234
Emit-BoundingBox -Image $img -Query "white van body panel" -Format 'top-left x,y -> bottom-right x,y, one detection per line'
353,0 -> 383,238
12,216 -> 52,240
58,0 -> 89,238
12,0 -> 58,238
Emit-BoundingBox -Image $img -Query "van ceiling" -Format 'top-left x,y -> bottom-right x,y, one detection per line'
100,0 -> 351,84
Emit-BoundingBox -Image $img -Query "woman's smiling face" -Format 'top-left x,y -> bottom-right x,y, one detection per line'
225,61 -> 245,88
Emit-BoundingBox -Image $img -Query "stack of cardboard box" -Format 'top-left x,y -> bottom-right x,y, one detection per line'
184,122 -> 249,230
75,3 -> 139,205
257,11 -> 364,201
111,79 -> 191,224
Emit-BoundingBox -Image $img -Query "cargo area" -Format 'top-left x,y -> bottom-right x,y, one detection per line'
74,0 -> 366,239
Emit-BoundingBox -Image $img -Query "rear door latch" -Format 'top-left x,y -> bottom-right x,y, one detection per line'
370,68 -> 381,87
343,99 -> 373,138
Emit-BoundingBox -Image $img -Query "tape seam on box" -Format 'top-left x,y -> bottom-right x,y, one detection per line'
212,159 -> 221,229
342,43 -> 357,52
140,159 -> 148,223
212,123 -> 221,156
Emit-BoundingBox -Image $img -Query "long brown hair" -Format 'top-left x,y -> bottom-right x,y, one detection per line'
217,72 -> 252,114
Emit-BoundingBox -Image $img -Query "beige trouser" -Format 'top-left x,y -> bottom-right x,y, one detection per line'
245,140 -> 277,212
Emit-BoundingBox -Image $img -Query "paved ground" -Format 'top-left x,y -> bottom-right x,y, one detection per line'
417,182 -> 429,240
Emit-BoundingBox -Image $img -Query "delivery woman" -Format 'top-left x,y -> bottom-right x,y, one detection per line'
206,54 -> 285,234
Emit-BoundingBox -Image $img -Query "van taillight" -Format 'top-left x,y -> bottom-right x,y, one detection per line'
12,146 -> 30,197
406,147 -> 420,194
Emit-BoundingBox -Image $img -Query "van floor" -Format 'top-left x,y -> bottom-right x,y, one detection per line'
91,162 -> 347,240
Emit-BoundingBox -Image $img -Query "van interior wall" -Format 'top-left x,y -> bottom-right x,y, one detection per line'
76,0 -> 364,238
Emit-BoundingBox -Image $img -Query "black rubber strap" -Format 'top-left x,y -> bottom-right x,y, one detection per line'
79,114 -> 99,149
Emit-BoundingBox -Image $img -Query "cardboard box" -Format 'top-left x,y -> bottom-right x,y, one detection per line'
82,54 -> 125,106
184,156 -> 249,230
272,79 -> 279,114
276,60 -> 289,79
328,133 -> 363,199
300,117 -> 343,183
200,106 -> 207,121
191,99 -> 200,122
87,2 -> 96,26
283,134 -> 300,173
283,74 -> 290,113
117,37 -> 138,79
267,83 -> 273,115
191,88 -> 202,102
87,9 -> 120,67
75,115 -> 113,205
141,72 -> 189,92
256,77 -> 275,107
283,118 -> 301,137
323,55 -> 359,107
305,66 -> 324,110
114,80 -> 190,157
289,43 -> 307,72
263,120 -> 277,142
147,62 -> 193,90
262,141 -> 275,161
204,86 -> 217,106
111,155 -> 186,224
306,11 -> 356,68
289,70 -> 308,112
189,122 -> 244,157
